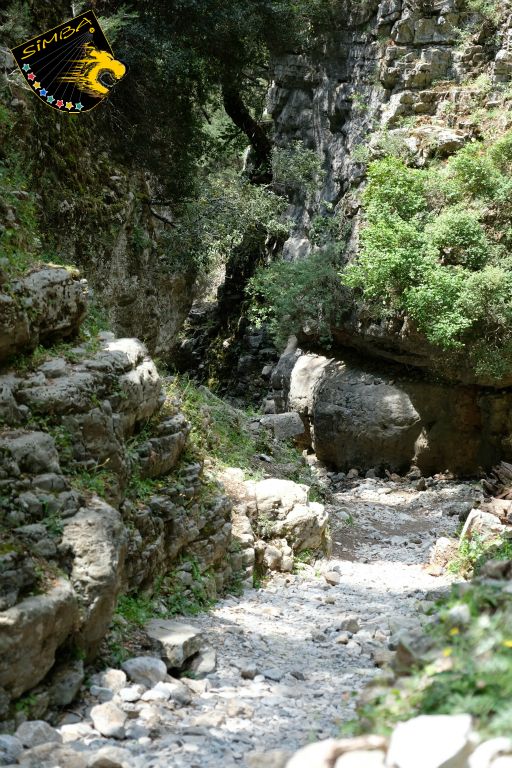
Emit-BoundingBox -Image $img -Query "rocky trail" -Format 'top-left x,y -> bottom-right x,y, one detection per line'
9,474 -> 483,768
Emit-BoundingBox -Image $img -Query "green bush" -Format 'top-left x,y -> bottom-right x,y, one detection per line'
248,246 -> 348,347
272,141 -> 326,198
363,156 -> 428,221
341,137 -> 512,380
425,206 -> 493,270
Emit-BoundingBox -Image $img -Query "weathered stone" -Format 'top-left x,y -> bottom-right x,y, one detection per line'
145,619 -> 203,669
86,746 -> 133,767
0,268 -> 87,362
461,509 -> 506,543
188,647 -> 217,678
386,714 -> 474,768
62,499 -> 127,656
154,679 -> 192,705
254,478 -> 309,514
90,668 -> 127,693
0,579 -> 78,699
121,656 -> 167,688
0,735 -> 23,766
48,660 -> 84,707
15,720 -> 62,748
272,350 -> 500,475
286,736 -> 387,768
90,702 -> 127,739
17,743 -> 88,768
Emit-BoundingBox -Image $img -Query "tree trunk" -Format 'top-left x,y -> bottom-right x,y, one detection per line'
222,83 -> 272,183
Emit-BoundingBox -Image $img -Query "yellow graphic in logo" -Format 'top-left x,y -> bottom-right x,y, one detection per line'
59,44 -> 126,98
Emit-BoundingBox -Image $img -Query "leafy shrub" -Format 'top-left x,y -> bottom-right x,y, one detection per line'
272,141 -> 326,198
341,137 -> 512,379
160,170 -> 288,278
425,206 -> 493,269
363,156 -> 428,221
248,247 -> 349,347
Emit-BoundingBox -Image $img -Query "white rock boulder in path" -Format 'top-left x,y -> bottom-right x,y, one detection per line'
285,735 -> 387,768
386,714 -> 475,768
145,619 -> 203,669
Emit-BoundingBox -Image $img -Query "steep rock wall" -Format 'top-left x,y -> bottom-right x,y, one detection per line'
0,268 -> 234,725
268,0 -> 512,385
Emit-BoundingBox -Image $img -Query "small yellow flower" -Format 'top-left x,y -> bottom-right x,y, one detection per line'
442,647 -> 453,657
502,640 -> 512,648
449,628 -> 460,636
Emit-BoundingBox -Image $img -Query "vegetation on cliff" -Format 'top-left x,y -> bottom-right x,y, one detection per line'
342,133 -> 512,379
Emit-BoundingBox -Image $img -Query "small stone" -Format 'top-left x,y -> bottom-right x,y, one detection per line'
118,685 -> 143,703
59,723 -> 94,743
90,685 -> 113,702
335,750 -> 385,767
346,640 -> 362,657
339,614 -> 361,633
0,735 -> 23,765
87,746 -> 133,767
141,687 -> 170,702
263,668 -> 283,682
324,571 -> 341,586
16,720 -> 62,748
189,647 -> 217,678
121,656 -> 167,687
154,679 -> 192,705
226,699 -> 254,718
336,632 -> 350,645
241,663 -> 258,680
18,744 -> 87,768
90,702 -> 127,740
469,738 -> 512,768
90,669 -> 127,693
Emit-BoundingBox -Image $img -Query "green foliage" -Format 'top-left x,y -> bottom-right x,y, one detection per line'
425,206 -> 493,270
448,534 -> 512,577
248,246 -> 349,347
341,136 -> 512,379
352,579 -> 512,738
160,170 -> 288,278
465,0 -> 501,23
166,376 -> 266,476
272,141 -> 326,197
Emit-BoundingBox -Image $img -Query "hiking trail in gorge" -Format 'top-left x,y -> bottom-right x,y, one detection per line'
58,474 -> 482,767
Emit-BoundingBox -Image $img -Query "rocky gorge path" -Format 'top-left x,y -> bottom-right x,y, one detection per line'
9,475 -> 482,768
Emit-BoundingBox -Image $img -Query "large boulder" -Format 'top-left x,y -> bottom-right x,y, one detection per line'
145,620 -> 203,670
0,579 -> 78,700
62,499 -> 127,656
0,267 -> 87,362
271,348 -> 509,475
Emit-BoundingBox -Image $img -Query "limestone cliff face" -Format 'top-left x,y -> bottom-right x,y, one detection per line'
266,0 -> 512,472
0,269 -> 233,724
268,0 -> 512,385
